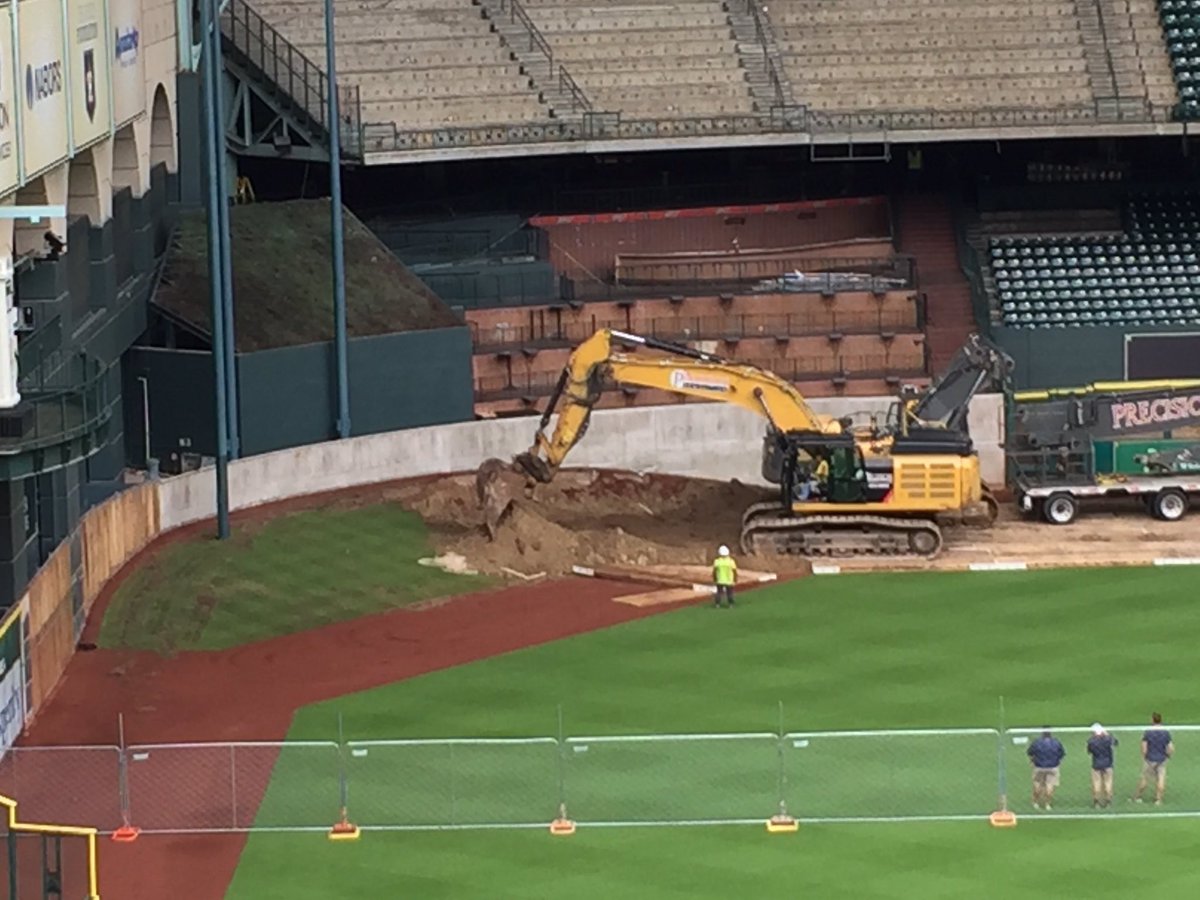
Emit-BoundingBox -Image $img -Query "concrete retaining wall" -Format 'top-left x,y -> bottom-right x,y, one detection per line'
158,394 -> 1006,531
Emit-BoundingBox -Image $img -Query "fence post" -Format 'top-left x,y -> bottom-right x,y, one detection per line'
990,696 -> 1017,828
550,704 -> 575,835
767,701 -> 798,832
112,714 -> 140,842
328,712 -> 361,841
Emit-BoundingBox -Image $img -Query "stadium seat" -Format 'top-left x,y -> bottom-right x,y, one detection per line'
769,0 -> 1170,120
250,0 -> 554,130
517,0 -> 756,118
987,193 -> 1200,328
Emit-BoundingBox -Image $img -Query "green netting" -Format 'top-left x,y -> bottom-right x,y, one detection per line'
344,739 -> 559,827
785,730 -> 999,819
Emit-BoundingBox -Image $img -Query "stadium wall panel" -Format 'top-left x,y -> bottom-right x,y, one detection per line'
994,325 -> 1200,389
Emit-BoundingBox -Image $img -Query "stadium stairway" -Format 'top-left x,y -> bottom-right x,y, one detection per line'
896,195 -> 977,372
724,1 -> 796,112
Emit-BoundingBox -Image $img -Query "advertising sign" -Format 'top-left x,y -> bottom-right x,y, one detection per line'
69,0 -> 111,146
0,7 -> 18,194
0,606 -> 26,755
18,0 -> 69,176
1115,440 -> 1200,476
110,0 -> 143,126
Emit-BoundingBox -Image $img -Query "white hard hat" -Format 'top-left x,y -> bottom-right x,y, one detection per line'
718,545 -> 730,556
1091,723 -> 1105,734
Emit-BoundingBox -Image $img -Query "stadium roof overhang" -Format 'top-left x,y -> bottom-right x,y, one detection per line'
359,120 -> 1191,167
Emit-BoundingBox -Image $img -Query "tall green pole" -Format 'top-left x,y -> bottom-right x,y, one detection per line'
210,0 -> 240,458
201,0 -> 230,538
324,0 -> 350,439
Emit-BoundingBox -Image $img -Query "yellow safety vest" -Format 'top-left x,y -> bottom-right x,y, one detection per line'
713,556 -> 737,586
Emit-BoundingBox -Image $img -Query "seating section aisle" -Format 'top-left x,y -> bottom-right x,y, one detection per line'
769,0 -> 1098,119
253,0 -> 551,128
518,0 -> 756,117
990,195 -> 1200,328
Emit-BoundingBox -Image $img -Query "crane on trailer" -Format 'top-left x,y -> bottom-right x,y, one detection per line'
479,329 -> 1006,560
1009,378 -> 1200,524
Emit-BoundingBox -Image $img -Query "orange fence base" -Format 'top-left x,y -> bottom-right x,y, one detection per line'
989,810 -> 1018,828
766,814 -> 799,834
549,818 -> 576,836
328,820 -> 361,842
111,825 -> 140,843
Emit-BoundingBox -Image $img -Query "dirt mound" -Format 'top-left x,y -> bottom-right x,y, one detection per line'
392,469 -> 780,578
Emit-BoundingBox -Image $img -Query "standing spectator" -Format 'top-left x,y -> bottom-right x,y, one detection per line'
1132,712 -> 1174,806
1027,727 -> 1066,810
1086,723 -> 1119,808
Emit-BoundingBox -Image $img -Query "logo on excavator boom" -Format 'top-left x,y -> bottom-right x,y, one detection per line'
669,369 -> 729,393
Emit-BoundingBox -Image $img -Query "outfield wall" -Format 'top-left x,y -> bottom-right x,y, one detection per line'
158,395 -> 1005,531
9,395 -> 1002,737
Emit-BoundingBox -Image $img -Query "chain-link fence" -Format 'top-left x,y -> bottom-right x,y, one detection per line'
5,724 -> 1200,834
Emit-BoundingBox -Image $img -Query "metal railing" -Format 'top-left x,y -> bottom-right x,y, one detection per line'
732,0 -> 787,106
475,355 -> 926,401
1,351 -> 114,454
471,310 -> 921,354
495,0 -> 591,114
6,723 -> 1194,833
221,0 -> 363,157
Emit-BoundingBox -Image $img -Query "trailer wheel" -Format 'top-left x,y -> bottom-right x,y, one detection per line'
1042,492 -> 1079,525
1151,489 -> 1189,522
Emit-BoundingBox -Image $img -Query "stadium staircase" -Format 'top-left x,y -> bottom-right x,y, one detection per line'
896,195 -> 977,373
1074,0 -> 1156,119
477,0 -> 593,119
724,0 -> 796,112
220,0 -> 350,157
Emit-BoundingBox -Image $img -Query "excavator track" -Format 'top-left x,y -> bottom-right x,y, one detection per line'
739,505 -> 945,559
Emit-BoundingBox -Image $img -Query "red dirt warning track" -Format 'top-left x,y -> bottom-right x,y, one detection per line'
23,576 -> 686,900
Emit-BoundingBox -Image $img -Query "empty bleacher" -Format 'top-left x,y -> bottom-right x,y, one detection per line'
989,194 -> 1200,328
518,0 -> 756,117
1158,0 -> 1200,117
768,0 -> 1102,119
251,0 -> 551,128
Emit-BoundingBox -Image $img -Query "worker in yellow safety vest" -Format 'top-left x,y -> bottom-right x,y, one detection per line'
712,545 -> 738,608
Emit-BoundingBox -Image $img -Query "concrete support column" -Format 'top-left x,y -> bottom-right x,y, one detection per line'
36,464 -> 81,554
129,194 -> 155,276
174,71 -> 203,206
87,220 -> 117,311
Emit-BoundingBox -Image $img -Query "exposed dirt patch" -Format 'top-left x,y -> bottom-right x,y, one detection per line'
382,469 -> 800,578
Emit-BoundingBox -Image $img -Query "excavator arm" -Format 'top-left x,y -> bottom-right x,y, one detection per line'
512,329 -> 842,484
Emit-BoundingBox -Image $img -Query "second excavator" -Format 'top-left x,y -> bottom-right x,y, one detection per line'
478,329 -> 1009,559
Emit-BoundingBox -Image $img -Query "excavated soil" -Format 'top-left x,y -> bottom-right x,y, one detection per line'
378,470 -> 799,578
352,469 -> 1200,577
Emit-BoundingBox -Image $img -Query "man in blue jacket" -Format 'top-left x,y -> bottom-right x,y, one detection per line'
1086,723 -> 1119,808
1132,712 -> 1174,806
1027,727 -> 1066,810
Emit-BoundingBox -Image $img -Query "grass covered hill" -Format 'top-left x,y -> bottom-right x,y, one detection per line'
156,198 -> 460,351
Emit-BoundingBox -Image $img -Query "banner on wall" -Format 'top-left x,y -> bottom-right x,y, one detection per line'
18,0 -> 69,177
0,6 -> 18,194
110,0 -> 143,126
0,605 -> 26,755
69,0 -> 111,146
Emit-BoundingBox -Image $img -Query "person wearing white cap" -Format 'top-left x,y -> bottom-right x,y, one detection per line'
711,545 -> 738,608
1086,723 -> 1120,808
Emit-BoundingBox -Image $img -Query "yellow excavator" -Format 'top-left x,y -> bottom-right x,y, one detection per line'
478,329 -> 1008,559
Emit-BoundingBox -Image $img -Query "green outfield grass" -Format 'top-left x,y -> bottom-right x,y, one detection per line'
228,566 -> 1200,898
99,505 -> 490,653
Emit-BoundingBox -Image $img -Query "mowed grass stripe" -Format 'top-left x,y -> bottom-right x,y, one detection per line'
99,506 -> 491,653
229,566 -> 1200,898
226,821 -> 1200,900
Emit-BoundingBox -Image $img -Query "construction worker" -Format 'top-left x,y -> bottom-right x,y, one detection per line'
712,545 -> 737,608
1027,727 -> 1066,810
1132,712 -> 1174,806
1086,723 -> 1119,808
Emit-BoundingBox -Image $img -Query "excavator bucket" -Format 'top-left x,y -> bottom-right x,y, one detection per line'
513,451 -> 553,484
475,458 -> 520,541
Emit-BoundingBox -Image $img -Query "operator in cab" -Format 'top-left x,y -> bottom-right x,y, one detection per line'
712,545 -> 738,608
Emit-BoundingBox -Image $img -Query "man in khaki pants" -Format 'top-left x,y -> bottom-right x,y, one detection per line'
1132,712 -> 1174,806
1086,723 -> 1119,808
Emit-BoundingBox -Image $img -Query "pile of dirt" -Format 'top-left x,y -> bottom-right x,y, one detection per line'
387,470 -> 782,578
